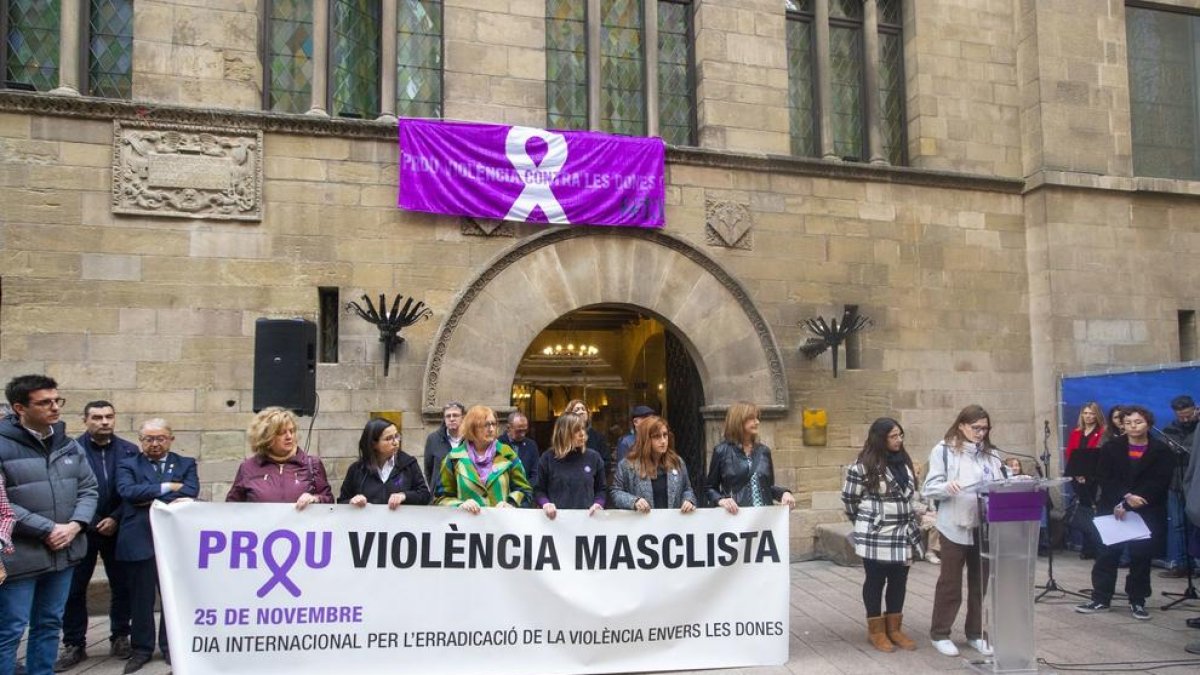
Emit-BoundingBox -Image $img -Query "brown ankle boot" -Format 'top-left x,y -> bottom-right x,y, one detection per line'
867,616 -> 895,652
884,613 -> 917,650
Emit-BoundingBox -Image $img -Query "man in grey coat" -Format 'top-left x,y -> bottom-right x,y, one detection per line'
0,375 -> 99,675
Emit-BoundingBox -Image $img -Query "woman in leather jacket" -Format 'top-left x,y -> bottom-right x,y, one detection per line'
705,402 -> 795,513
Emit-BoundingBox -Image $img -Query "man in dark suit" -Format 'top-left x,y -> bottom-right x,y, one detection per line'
115,419 -> 199,674
55,400 -> 138,671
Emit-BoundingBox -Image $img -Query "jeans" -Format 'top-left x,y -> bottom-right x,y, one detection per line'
62,531 -> 131,646
0,567 -> 75,675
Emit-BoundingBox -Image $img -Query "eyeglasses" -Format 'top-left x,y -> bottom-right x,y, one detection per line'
483,421 -> 498,428
968,425 -> 990,433
380,434 -> 400,444
29,397 -> 66,409
140,435 -> 171,444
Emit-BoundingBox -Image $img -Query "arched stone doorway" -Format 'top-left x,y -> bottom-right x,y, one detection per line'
421,227 -> 789,446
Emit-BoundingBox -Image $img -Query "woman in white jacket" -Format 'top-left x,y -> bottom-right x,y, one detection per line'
922,404 -> 1006,658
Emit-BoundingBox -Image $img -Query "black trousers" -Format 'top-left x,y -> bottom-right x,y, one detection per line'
62,531 -> 131,646
862,558 -> 909,617
1092,532 -> 1156,605
126,558 -> 168,655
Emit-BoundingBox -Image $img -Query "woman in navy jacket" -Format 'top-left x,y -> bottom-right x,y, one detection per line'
339,418 -> 431,508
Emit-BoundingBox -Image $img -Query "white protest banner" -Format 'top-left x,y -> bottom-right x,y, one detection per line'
152,502 -> 789,675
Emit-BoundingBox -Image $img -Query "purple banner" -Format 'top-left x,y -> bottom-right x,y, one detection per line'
986,490 -> 1044,523
398,119 -> 665,228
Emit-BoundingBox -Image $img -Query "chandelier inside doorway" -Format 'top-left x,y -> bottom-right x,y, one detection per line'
541,342 -> 599,357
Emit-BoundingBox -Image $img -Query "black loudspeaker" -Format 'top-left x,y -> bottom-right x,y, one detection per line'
253,318 -> 317,416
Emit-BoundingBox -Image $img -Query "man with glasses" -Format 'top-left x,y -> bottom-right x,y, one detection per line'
115,419 -> 198,673
0,375 -> 99,675
424,402 -> 466,496
55,401 -> 138,671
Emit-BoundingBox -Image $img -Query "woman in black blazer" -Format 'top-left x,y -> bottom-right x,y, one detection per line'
339,418 -> 431,508
1075,405 -> 1174,620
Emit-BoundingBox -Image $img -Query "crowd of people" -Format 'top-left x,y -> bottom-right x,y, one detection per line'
842,399 -> 1200,658
5,367 -> 1196,672
0,373 -> 795,675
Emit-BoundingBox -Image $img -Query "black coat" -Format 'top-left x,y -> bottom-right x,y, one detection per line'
339,452 -> 431,505
705,441 -> 789,507
1094,436 -> 1174,536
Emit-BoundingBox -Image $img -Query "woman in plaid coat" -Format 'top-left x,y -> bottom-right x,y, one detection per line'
842,417 -> 922,653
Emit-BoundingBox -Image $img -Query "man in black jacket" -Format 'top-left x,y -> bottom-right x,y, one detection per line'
0,375 -> 99,675
423,402 -> 465,495
54,401 -> 138,670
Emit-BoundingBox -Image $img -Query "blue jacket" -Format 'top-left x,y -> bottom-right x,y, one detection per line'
76,432 -> 139,526
115,452 -> 199,562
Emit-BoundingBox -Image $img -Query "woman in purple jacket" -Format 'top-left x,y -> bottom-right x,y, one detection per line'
225,407 -> 333,508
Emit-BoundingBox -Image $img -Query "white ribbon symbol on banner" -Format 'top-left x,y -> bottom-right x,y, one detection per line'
504,126 -> 570,224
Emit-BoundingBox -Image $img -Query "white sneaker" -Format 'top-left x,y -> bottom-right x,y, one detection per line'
925,553 -> 941,564
967,638 -> 993,656
931,639 -> 959,656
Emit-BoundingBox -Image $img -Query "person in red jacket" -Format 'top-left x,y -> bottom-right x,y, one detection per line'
1064,402 -> 1105,559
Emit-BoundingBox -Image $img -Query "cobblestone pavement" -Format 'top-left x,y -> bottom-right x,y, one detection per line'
37,553 -> 1200,674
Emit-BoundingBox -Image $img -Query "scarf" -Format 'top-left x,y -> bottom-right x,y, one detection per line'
886,452 -> 910,490
467,441 -> 498,482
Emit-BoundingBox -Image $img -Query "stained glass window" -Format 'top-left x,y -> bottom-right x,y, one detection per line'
786,0 -> 905,164
546,0 -> 588,130
600,0 -> 645,136
786,3 -> 816,156
657,0 -> 693,146
267,0 -> 314,113
546,1 -> 694,142
332,0 -> 381,118
87,0 -> 132,99
396,0 -> 442,118
5,0 -> 60,91
829,25 -> 864,160
1127,6 -> 1200,179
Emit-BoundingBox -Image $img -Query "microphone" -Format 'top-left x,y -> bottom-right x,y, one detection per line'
1150,426 -> 1190,454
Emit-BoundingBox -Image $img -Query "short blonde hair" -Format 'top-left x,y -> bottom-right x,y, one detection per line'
723,401 -> 760,444
550,413 -> 586,459
247,407 -> 297,457
461,405 -> 496,449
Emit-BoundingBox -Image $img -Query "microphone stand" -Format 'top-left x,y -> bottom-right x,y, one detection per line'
1153,426 -> 1198,611
1028,422 -> 1089,603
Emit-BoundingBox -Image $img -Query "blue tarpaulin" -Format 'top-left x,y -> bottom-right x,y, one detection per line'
1059,363 -> 1200,445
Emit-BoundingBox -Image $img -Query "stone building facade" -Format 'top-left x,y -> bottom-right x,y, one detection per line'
1,0 -> 1198,556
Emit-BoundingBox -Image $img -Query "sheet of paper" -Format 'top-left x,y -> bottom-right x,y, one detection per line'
1092,512 -> 1152,546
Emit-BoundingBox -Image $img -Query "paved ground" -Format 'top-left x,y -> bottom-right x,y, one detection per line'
36,553 -> 1200,674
